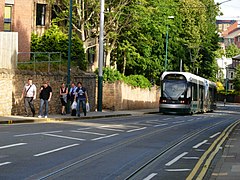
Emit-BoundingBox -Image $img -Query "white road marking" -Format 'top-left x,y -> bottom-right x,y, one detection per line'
71,130 -> 106,136
77,127 -> 92,130
98,127 -> 124,132
0,143 -> 27,150
210,132 -> 221,139
163,118 -> 171,120
183,157 -> 199,160
154,123 -> 168,127
91,134 -> 119,141
165,169 -> 191,172
165,152 -> 188,166
187,118 -> 195,122
43,133 -> 86,141
14,131 -> 63,137
193,140 -> 208,149
143,173 -> 158,180
127,127 -> 146,133
172,121 -> 185,124
195,149 -> 205,152
34,144 -> 79,157
0,162 -> 11,166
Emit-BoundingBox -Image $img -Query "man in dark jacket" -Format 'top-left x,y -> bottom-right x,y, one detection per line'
38,81 -> 52,118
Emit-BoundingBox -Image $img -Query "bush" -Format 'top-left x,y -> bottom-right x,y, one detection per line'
96,67 -> 152,89
31,25 -> 87,71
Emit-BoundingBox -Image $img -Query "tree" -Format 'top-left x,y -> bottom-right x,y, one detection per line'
233,65 -> 240,91
226,44 -> 240,58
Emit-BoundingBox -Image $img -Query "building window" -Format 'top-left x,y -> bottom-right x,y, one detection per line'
36,4 -> 46,26
4,5 -> 12,32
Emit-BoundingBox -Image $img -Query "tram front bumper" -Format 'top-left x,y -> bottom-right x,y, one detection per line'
159,104 -> 191,114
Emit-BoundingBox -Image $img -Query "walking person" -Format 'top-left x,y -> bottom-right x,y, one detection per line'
69,82 -> 77,116
21,78 -> 37,117
59,83 -> 68,115
75,82 -> 88,117
38,81 -> 52,118
69,82 -> 77,105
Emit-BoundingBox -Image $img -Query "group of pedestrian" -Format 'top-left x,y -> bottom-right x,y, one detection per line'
21,78 -> 89,118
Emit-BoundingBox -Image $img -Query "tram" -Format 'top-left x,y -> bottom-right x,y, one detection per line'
159,72 -> 217,114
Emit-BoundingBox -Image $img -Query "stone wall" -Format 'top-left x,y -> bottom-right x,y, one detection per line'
12,70 -> 96,115
102,81 -> 160,110
0,69 -> 14,115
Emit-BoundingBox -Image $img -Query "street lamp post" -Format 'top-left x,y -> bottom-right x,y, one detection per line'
97,0 -> 105,112
164,16 -> 174,71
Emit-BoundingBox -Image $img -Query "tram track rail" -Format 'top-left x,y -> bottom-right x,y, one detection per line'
30,117 -> 235,180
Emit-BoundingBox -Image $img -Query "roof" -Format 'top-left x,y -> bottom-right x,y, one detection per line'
232,54 -> 240,60
161,71 -> 216,86
224,29 -> 240,39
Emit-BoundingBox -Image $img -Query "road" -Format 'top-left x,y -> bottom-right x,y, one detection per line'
0,104 -> 239,180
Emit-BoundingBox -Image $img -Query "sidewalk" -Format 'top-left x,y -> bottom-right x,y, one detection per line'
210,123 -> 240,180
0,108 -> 159,124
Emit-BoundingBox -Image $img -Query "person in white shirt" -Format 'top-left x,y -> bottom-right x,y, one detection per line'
21,78 -> 37,117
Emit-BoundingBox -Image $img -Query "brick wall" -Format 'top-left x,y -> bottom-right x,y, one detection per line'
102,81 -> 160,110
13,0 -> 32,54
0,0 -> 4,31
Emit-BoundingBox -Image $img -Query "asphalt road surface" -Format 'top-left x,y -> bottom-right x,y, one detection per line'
0,104 -> 239,180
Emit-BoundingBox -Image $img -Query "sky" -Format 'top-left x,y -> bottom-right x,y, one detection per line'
215,0 -> 240,20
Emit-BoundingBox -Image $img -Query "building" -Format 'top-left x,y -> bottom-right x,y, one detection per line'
0,0 -> 52,55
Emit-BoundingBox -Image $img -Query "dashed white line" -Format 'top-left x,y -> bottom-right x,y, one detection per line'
187,119 -> 195,122
91,134 -> 119,141
165,152 -> 188,166
0,162 -> 11,167
43,133 -> 86,141
154,123 -> 168,127
210,132 -> 221,139
14,131 -> 63,137
34,144 -> 79,157
172,121 -> 185,124
165,169 -> 191,172
98,127 -> 124,132
0,143 -> 27,150
193,140 -> 208,149
183,157 -> 199,160
71,130 -> 106,136
143,173 -> 158,180
127,127 -> 146,133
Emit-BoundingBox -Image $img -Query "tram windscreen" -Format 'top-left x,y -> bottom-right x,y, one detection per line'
162,74 -> 187,99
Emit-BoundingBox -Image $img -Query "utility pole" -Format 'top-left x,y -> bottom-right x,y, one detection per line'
98,0 -> 105,112
67,0 -> 73,113
67,0 -> 73,86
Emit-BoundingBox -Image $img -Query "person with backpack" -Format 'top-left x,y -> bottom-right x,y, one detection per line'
74,82 -> 88,117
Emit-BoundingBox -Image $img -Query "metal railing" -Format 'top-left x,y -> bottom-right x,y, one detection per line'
17,52 -> 62,73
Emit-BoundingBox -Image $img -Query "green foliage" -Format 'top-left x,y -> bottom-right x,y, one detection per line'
50,0 -> 220,84
124,75 -> 152,89
226,44 -> 240,58
233,65 -> 240,91
96,67 -> 152,88
31,25 -> 87,70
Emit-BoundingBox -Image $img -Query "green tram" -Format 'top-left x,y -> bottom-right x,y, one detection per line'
159,72 -> 217,114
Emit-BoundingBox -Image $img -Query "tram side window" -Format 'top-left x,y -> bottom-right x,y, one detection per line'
193,83 -> 198,101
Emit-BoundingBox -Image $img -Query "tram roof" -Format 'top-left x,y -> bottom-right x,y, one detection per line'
161,71 -> 216,86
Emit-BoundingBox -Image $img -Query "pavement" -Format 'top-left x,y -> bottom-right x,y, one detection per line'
0,107 -> 240,179
0,108 -> 159,125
